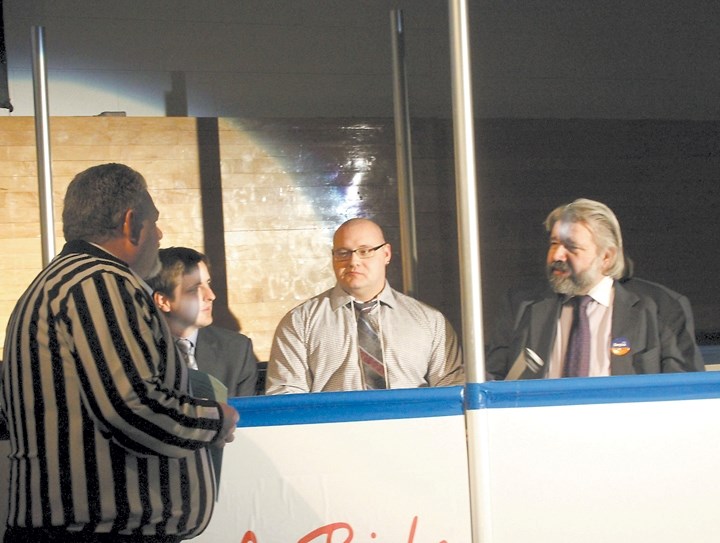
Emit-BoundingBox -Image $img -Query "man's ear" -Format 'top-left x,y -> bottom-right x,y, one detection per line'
153,291 -> 172,313
383,242 -> 392,265
123,208 -> 144,245
602,246 -> 617,274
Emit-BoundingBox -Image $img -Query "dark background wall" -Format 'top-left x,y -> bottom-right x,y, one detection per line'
4,1 -> 720,120
405,118 -> 720,345
476,119 -> 720,341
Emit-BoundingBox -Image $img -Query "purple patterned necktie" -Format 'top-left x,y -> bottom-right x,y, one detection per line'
563,295 -> 592,377
355,300 -> 387,389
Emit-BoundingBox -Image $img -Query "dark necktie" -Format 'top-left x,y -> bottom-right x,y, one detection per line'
563,295 -> 592,377
355,300 -> 387,389
176,338 -> 199,370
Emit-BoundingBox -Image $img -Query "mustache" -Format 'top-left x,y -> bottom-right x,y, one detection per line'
549,261 -> 571,273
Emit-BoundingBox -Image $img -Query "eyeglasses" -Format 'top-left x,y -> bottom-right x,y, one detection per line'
332,243 -> 387,261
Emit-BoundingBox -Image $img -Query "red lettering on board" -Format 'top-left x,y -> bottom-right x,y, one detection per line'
297,521 -> 353,543
239,515 -> 450,542
240,531 -> 258,543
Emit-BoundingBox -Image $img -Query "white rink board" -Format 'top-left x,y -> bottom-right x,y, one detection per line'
196,387 -> 472,542
466,374 -> 720,543
5,374 -> 720,542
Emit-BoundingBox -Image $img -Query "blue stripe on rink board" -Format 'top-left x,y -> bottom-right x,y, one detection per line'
229,385 -> 465,427
466,371 -> 720,410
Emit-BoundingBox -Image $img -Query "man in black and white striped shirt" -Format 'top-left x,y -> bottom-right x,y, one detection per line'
0,163 -> 239,542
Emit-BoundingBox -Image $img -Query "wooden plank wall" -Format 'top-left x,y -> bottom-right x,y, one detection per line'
0,117 -> 459,361
1,116 -> 718,366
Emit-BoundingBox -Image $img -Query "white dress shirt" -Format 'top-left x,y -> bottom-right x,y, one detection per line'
549,275 -> 615,377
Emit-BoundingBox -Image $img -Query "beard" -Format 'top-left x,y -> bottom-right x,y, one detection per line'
547,260 -> 600,296
144,256 -> 162,281
134,253 -> 162,281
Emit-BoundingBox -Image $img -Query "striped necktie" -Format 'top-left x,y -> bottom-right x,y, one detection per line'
355,300 -> 387,389
176,338 -> 199,370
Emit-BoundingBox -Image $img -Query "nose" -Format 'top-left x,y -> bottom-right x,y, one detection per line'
549,243 -> 567,261
156,225 -> 163,241
205,286 -> 216,301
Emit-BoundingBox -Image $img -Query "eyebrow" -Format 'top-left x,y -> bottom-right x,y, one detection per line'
550,235 -> 581,248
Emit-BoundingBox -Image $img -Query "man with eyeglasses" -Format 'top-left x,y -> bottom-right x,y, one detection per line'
265,218 -> 464,393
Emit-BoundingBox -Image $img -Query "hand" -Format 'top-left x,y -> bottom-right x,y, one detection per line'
212,402 -> 240,449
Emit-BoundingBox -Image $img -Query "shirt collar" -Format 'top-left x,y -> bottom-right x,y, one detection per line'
70,240 -> 154,295
329,281 -> 396,311
175,329 -> 200,346
587,275 -> 614,307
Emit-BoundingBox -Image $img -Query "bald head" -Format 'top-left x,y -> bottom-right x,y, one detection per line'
332,218 -> 391,301
333,218 -> 384,246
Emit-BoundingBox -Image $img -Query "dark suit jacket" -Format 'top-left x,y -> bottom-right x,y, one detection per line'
486,280 -> 702,380
619,277 -> 704,372
195,325 -> 259,397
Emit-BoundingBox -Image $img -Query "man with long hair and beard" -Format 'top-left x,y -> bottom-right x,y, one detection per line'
486,198 -> 704,380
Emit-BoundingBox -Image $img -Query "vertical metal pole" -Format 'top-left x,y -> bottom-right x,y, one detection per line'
31,26 -> 56,265
448,0 -> 483,383
390,9 -> 418,297
449,1 -> 489,540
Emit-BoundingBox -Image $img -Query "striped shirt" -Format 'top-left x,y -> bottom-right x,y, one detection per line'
0,241 -> 224,538
266,282 -> 464,393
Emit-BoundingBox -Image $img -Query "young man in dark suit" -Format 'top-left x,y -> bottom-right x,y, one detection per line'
149,247 -> 259,397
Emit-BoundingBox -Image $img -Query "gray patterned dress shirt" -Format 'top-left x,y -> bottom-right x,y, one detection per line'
266,282 -> 464,393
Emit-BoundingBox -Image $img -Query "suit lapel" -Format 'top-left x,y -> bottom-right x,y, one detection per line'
610,282 -> 644,375
524,294 -> 562,377
195,328 -> 219,374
